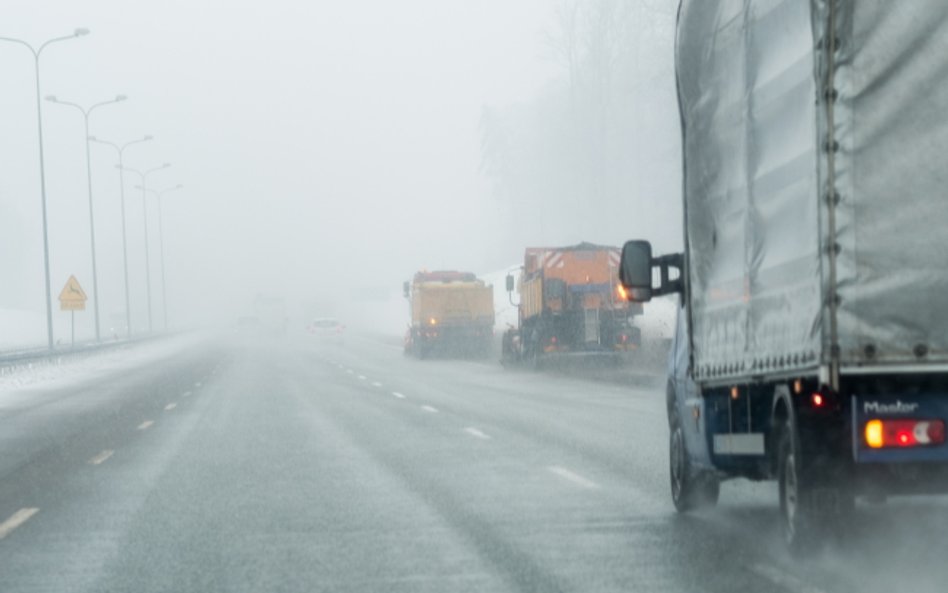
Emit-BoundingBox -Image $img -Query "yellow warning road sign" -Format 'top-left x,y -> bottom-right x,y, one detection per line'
59,275 -> 87,311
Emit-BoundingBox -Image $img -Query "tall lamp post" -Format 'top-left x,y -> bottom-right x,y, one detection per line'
136,184 -> 182,331
89,135 -> 152,339
119,163 -> 170,332
46,94 -> 126,342
0,28 -> 90,350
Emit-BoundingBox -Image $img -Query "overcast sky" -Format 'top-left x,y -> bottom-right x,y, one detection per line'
1,0 -> 678,343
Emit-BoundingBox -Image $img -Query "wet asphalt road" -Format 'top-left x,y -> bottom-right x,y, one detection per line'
1,333 -> 947,592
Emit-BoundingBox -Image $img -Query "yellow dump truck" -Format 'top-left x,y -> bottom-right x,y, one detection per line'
403,271 -> 494,358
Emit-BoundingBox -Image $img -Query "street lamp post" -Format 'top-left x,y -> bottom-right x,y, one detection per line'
0,28 -> 90,350
119,163 -> 170,332
46,94 -> 127,342
137,184 -> 182,331
89,135 -> 152,339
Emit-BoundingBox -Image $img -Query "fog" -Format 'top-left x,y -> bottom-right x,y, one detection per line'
1,0 -> 679,344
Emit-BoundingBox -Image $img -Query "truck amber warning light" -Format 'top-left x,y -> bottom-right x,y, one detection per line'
864,419 -> 946,449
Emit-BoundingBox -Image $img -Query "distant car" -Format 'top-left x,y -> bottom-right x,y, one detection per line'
307,318 -> 346,342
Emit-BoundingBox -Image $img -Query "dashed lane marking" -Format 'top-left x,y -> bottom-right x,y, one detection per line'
137,420 -> 154,430
194,382 -> 202,388
88,450 -> 114,465
464,427 -> 491,440
392,392 -> 406,399
182,391 -> 192,398
420,405 -> 439,413
346,370 -> 354,375
547,466 -> 600,490
357,375 -> 367,381
371,381 -> 383,388
747,564 -> 828,593
164,403 -> 177,411
0,508 -> 39,540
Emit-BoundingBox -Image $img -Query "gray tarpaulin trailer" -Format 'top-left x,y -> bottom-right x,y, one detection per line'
620,0 -> 948,554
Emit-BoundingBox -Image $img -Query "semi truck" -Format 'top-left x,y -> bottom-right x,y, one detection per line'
501,242 -> 641,367
618,0 -> 948,553
403,271 -> 494,358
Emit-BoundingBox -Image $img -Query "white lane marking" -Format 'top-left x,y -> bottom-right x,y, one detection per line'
88,450 -> 114,465
194,382 -> 202,388
0,508 -> 39,540
346,369 -> 354,375
747,563 -> 828,593
182,391 -> 192,398
164,403 -> 177,411
420,405 -> 439,413
547,466 -> 600,490
357,375 -> 367,381
392,392 -> 406,399
464,427 -> 491,440
371,381 -> 382,388
137,420 -> 154,430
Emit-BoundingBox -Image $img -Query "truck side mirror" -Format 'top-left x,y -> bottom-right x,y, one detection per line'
619,240 -> 654,302
505,274 -> 514,292
403,281 -> 410,299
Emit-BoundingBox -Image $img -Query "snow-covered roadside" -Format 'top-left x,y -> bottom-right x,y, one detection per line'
0,333 -> 209,399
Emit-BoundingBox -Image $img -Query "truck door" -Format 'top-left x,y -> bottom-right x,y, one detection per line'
671,306 -> 713,468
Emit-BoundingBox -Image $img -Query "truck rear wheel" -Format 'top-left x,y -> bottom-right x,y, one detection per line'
670,413 -> 719,512
777,420 -> 819,555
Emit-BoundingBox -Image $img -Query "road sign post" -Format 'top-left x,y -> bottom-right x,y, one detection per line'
58,275 -> 87,348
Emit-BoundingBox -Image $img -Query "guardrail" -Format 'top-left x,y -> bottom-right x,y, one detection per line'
0,335 -> 162,376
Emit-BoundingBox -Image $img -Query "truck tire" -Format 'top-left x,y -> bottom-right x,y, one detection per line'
670,412 -> 720,512
526,330 -> 541,371
777,419 -> 819,556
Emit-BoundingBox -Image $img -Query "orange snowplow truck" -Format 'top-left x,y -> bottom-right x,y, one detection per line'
502,242 -> 641,367
403,271 -> 495,358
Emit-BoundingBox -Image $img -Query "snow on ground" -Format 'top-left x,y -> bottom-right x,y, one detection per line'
0,333 -> 208,399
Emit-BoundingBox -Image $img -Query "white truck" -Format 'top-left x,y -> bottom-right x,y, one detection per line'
620,0 -> 948,554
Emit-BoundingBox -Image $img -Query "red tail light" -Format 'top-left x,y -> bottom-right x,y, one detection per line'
865,419 -> 946,449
